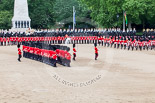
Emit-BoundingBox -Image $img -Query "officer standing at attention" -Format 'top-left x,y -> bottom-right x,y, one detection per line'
73,44 -> 77,61
94,43 -> 99,60
17,44 -> 22,62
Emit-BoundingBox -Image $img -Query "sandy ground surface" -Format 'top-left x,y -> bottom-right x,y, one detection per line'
0,44 -> 155,103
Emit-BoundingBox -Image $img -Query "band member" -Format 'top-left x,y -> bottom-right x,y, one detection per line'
73,44 -> 76,61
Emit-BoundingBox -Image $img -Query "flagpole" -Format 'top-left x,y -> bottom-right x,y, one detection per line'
123,11 -> 125,31
73,6 -> 75,32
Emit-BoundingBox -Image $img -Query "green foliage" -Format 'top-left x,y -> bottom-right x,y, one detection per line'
80,0 -> 155,28
0,0 -> 154,29
0,11 -> 12,29
28,0 -> 55,29
53,0 -> 90,27
0,0 -> 14,29
0,0 -> 90,29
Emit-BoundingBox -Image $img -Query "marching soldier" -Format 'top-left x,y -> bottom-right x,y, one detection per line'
17,44 -> 22,62
94,43 -> 98,60
73,44 -> 76,61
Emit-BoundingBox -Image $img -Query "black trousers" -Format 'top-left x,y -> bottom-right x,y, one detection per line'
18,54 -> 22,61
95,53 -> 98,60
73,54 -> 76,60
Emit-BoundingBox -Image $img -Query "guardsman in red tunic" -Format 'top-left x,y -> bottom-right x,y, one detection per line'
3,38 -> 6,46
107,38 -> 110,47
81,36 -> 83,44
49,50 -> 57,67
34,37 -> 37,43
94,43 -> 98,60
98,37 -> 102,46
37,47 -> 42,62
21,37 -> 25,44
92,36 -> 95,44
124,39 -> 128,49
51,37 -> 54,44
95,36 -> 98,44
54,37 -> 57,44
12,37 -> 16,45
101,36 -> 104,46
62,36 -> 65,44
17,44 -> 22,62
131,41 -> 134,51
150,40 -> 153,50
146,41 -> 150,50
22,45 -> 27,58
112,37 -> 115,47
89,36 -> 92,44
52,51 -> 57,67
73,44 -> 76,61
75,36 -> 78,44
49,37 -> 51,44
0,37 -> 3,46
114,39 -> 117,48
72,36 -> 75,44
87,36 -> 89,44
117,39 -> 120,49
64,50 -> 71,67
57,36 -> 59,44
138,41 -> 142,51
10,37 -> 13,45
17,37 -> 21,45
120,39 -> 123,49
7,37 -> 10,46
84,36 -> 86,44
127,40 -> 131,50
135,39 -> 138,50
28,37 -> 31,43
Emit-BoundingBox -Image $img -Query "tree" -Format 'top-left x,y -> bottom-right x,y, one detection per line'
0,0 -> 56,29
28,0 -> 55,29
53,0 -> 91,28
80,0 -> 155,29
122,0 -> 155,28
0,0 -> 14,29
0,11 -> 12,29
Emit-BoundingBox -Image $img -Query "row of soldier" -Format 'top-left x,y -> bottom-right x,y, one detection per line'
22,42 -> 71,67
1,36 -> 155,51
98,38 -> 155,51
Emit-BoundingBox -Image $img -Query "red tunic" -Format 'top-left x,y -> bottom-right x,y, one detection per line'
53,54 -> 57,60
66,52 -> 71,60
73,48 -> 76,55
95,47 -> 98,54
18,48 -> 22,55
7,38 -> 10,42
3,38 -> 6,42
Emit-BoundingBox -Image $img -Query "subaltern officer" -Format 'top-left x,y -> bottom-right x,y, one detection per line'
94,43 -> 98,60
73,44 -> 76,61
17,44 -> 22,62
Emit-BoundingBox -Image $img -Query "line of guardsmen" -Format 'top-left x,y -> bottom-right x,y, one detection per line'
98,37 -> 155,51
0,35 -> 154,51
0,36 -> 99,45
22,42 -> 71,67
0,28 -> 154,49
